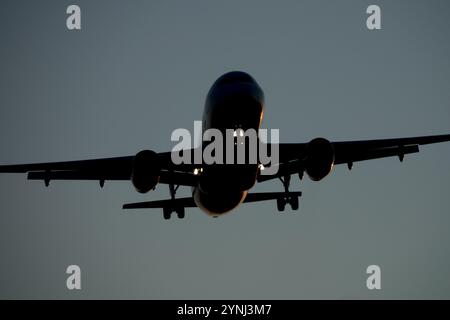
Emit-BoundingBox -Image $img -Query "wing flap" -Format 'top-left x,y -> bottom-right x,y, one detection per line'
332,134 -> 450,150
27,169 -> 198,187
27,170 -> 130,181
0,156 -> 134,173
334,144 -> 419,165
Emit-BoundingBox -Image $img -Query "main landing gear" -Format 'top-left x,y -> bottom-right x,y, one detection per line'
276,175 -> 300,212
163,183 -> 185,220
163,206 -> 184,220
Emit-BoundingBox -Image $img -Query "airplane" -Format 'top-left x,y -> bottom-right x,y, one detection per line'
1,71 -> 449,219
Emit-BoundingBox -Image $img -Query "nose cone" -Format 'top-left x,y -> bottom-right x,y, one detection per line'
207,71 -> 264,106
212,71 -> 257,88
205,71 -> 265,130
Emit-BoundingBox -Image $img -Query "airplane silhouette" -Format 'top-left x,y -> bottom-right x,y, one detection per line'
1,71 -> 449,219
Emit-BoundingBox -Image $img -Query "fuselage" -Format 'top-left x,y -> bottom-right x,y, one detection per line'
193,71 -> 265,216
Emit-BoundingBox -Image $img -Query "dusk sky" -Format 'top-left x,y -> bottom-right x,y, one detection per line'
1,0 -> 450,299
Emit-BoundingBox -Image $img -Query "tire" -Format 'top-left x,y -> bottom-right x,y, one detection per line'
163,207 -> 171,220
176,207 -> 185,219
290,196 -> 299,210
277,198 -> 285,212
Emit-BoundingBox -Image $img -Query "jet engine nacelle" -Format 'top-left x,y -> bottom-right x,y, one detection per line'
304,138 -> 335,181
131,150 -> 161,193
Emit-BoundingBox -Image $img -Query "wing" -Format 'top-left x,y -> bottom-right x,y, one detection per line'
0,151 -> 199,187
259,134 -> 450,182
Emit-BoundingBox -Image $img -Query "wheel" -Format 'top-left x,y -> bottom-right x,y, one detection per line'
276,198 -> 286,212
163,207 -> 171,220
176,207 -> 185,219
289,196 -> 299,210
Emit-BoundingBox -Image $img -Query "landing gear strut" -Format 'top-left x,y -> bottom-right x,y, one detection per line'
162,183 -> 185,220
276,175 -> 300,212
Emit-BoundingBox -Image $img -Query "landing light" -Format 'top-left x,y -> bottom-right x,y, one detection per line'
193,168 -> 203,175
233,129 -> 244,137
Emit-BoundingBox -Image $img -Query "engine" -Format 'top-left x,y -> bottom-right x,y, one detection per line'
131,150 -> 161,193
304,138 -> 335,181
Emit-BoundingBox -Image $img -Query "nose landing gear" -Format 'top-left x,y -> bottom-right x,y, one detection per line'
277,175 -> 300,212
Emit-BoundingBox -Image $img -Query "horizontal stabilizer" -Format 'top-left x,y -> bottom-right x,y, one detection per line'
244,191 -> 302,203
123,197 -> 196,209
122,191 -> 302,210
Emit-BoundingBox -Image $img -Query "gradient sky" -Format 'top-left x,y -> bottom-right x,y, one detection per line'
1,0 -> 450,299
